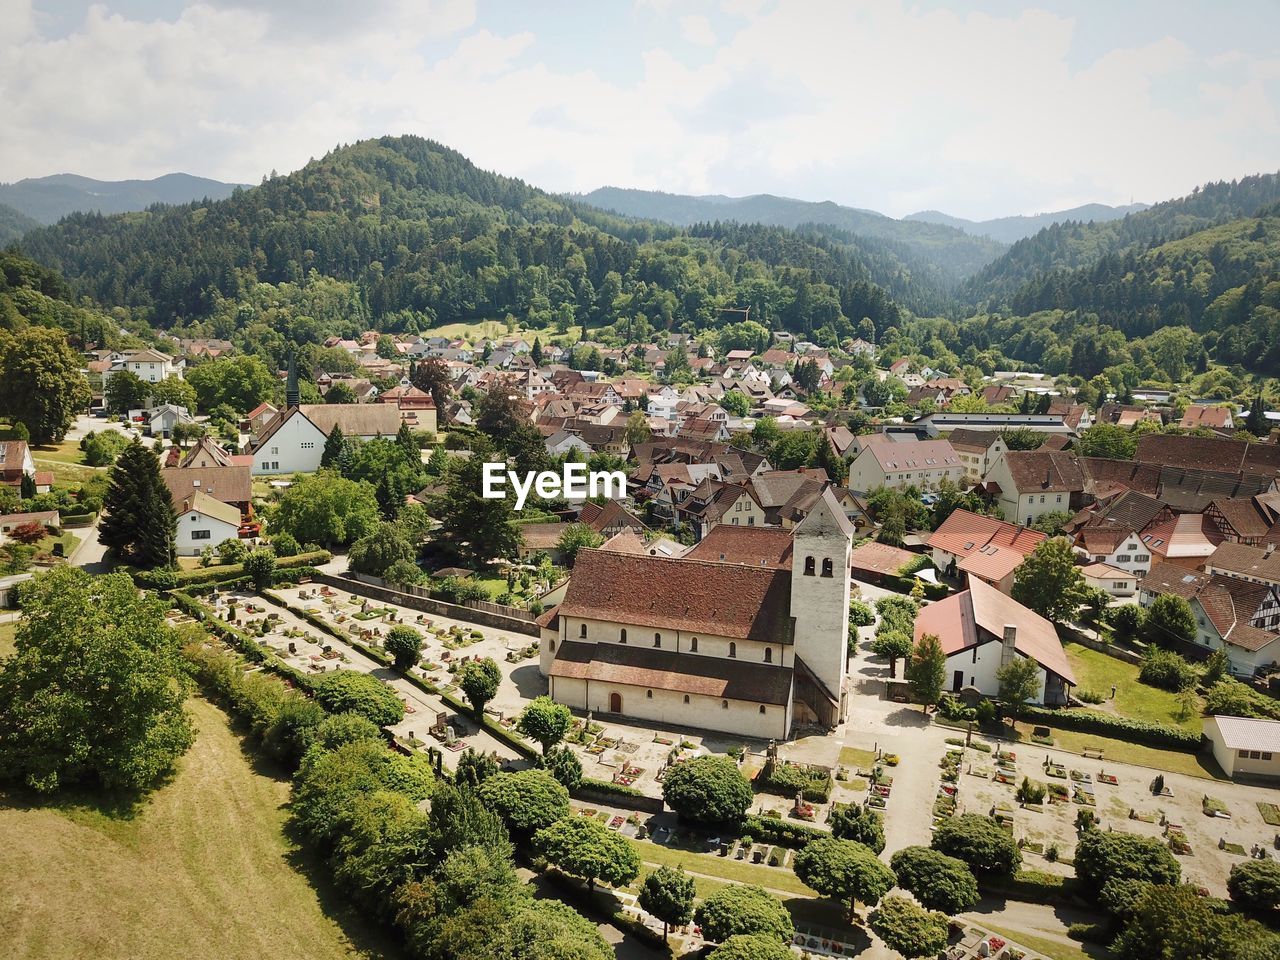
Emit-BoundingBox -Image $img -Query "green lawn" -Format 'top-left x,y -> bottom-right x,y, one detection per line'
838,747 -> 878,770
997,721 -> 1227,780
31,441 -> 89,465
979,924 -> 1100,960
624,836 -> 815,897
422,319 -> 582,344
0,698 -> 399,960
1063,641 -> 1202,734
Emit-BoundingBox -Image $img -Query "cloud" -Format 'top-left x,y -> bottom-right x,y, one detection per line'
0,0 -> 1277,220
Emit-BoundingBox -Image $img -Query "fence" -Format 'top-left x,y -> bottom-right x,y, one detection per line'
317,572 -> 541,637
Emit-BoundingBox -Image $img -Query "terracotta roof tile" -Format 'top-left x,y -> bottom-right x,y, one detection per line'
686,526 -> 794,568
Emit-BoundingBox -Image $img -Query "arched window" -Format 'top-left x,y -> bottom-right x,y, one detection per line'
579,623 -> 586,638
646,689 -> 653,699
654,632 -> 661,647
683,694 -> 690,704
804,556 -> 816,576
822,558 -> 834,578
759,704 -> 766,714
690,637 -> 698,652
619,628 -> 627,644
549,640 -> 556,653
764,647 -> 772,663
729,642 -> 737,658
721,699 -> 729,709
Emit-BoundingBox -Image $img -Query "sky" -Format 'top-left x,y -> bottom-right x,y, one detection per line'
2,0 -> 1279,220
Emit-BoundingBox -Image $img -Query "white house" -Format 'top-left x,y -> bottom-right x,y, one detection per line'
1080,562 -> 1137,597
847,436 -> 963,493
1205,716 -> 1280,781
175,492 -> 242,556
914,576 -> 1075,704
946,429 -> 1009,484
249,404 -> 402,475
983,450 -> 1085,527
105,348 -> 185,384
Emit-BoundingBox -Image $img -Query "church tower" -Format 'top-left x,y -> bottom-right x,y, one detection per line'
790,487 -> 855,725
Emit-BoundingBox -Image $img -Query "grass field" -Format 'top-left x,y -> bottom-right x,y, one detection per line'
0,698 -> 401,960
624,836 -> 816,897
1064,641 -> 1202,734
421,319 -> 582,344
992,719 -> 1226,780
979,924 -> 1099,960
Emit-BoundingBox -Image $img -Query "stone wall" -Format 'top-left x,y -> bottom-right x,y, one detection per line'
312,572 -> 541,637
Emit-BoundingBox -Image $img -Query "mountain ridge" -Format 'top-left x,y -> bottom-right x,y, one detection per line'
905,202 -> 1149,244
0,172 -> 247,225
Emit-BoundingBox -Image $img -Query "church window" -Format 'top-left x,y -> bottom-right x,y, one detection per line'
764,647 -> 773,663
620,628 -> 627,643
722,700 -> 729,709
683,694 -> 690,704
729,642 -> 737,658
821,558 -> 833,577
759,705 -> 766,714
654,632 -> 661,647
579,624 -> 586,639
646,690 -> 653,699
690,637 -> 698,652
804,556 -> 816,576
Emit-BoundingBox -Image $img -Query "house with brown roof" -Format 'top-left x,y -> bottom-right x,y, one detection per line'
1139,514 -> 1223,569
1205,498 -> 1275,546
1205,542 -> 1280,589
676,480 -> 767,540
983,450 -> 1085,527
847,436 -> 963,493
684,525 -> 794,569
1135,434 -> 1280,479
1179,404 -> 1234,431
174,491 -> 242,556
537,489 -> 855,739
914,576 -> 1074,704
1139,561 -> 1280,675
378,383 -> 438,434
162,465 -> 252,517
1080,562 -> 1137,597
577,500 -> 648,538
928,509 -> 1047,594
946,429 -> 1008,482
249,404 -> 402,475
848,541 -> 919,584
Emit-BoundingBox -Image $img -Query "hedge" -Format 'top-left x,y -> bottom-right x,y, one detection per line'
579,776 -> 647,800
740,814 -> 829,849
979,869 -> 1083,906
1020,705 -> 1202,750
755,761 -> 835,802
137,550 -> 332,589
58,510 -> 98,527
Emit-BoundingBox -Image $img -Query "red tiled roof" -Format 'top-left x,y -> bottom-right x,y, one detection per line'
849,541 -> 917,577
1141,514 -> 1223,559
685,526 -> 794,568
928,509 -> 1046,560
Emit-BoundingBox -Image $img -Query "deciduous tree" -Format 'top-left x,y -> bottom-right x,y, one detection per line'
694,885 -> 794,944
638,866 -> 695,941
0,327 -> 92,443
458,657 -> 501,718
868,895 -> 949,960
888,846 -> 979,914
1012,537 -> 1087,624
515,695 -> 573,754
662,754 -> 753,824
535,815 -> 640,897
793,836 -> 896,919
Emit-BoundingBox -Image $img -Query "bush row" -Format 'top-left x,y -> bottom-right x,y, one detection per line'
740,814 -> 829,849
978,869 -> 1083,906
1019,705 -> 1202,750
137,550 -> 332,589
754,761 -> 835,802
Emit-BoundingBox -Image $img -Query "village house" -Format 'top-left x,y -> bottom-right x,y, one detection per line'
103,348 -> 185,385
946,429 -> 1009,483
0,440 -> 52,494
914,576 -> 1076,704
983,450 -> 1086,527
249,404 -> 402,475
1179,404 -> 1234,431
846,435 -> 963,493
1204,716 -> 1280,781
174,492 -> 242,556
536,489 -> 855,739
377,382 -> 439,434
927,508 -> 1046,594
162,464 -> 253,517
1080,562 -> 1137,597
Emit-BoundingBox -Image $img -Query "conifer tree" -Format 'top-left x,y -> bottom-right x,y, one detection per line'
321,424 -> 346,468
396,421 -> 419,463
1246,396 -> 1268,437
98,439 -> 175,568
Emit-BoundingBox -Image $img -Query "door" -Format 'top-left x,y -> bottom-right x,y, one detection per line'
609,692 -> 622,714
952,670 -> 964,693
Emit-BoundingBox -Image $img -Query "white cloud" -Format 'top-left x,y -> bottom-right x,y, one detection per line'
0,0 -> 1276,220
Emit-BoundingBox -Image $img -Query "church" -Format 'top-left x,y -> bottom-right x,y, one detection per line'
535,488 -> 855,739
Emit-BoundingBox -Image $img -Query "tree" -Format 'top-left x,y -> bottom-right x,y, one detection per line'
829,803 -> 885,853
349,522 -> 416,577
478,769 -> 570,836
98,438 -> 175,569
148,376 -> 197,411
383,558 -> 424,588
541,745 -> 582,790
313,671 -> 405,726
432,451 -> 521,565
1245,396 -> 1268,437
662,754 -> 753,824
0,327 -> 92,443
269,471 -> 380,547
1142,593 -> 1197,648
868,895 -> 949,960
638,866 -> 696,941
996,656 -> 1041,729
409,357 -> 452,413
105,369 -> 148,414
871,631 -> 914,679
1077,423 -> 1138,461
556,522 -> 604,566
694,885 -> 794,944
187,355 -> 277,413
1011,537 -> 1087,624
793,836 -> 896,920
515,696 -> 573,754
906,633 -> 946,710
81,429 -> 129,466
1075,830 -> 1180,896
930,814 -> 1021,875
242,548 -> 276,589
321,423 -> 347,467
1029,511 -> 1071,536
534,815 -> 640,897
454,748 -> 499,787
1228,859 -> 1280,916
1112,883 -> 1280,960
720,390 -> 750,417
385,625 -> 423,671
6,520 -> 46,546
458,657 -> 501,718
888,846 -> 979,914
815,433 -> 848,486
709,935 -> 795,960
751,416 -> 781,448
1110,602 -> 1144,640
0,567 -> 194,793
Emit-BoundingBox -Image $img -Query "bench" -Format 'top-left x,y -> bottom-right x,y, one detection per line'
1083,749 -> 1104,760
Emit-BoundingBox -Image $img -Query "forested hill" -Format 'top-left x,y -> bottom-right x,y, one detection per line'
905,202 -> 1148,244
575,186 -> 1006,279
17,136 -> 910,349
963,173 -> 1280,306
0,202 -> 40,247
0,172 -> 245,225
0,249 -> 118,344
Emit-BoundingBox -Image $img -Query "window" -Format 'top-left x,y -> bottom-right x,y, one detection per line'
821,558 -> 833,577
1039,496 -> 1045,504
804,556 -> 815,576
549,640 -> 555,652
301,442 -> 315,450
270,446 -> 279,455
683,694 -> 690,704
759,705 -> 766,714
690,637 -> 697,652
653,633 -> 661,647
646,690 -> 653,699
1265,752 -> 1274,761
620,628 -> 627,643
764,647 -> 772,663
729,642 -> 737,658
972,646 -> 977,664
191,529 -> 212,540
261,462 -> 269,470
579,624 -> 587,638
721,700 -> 728,709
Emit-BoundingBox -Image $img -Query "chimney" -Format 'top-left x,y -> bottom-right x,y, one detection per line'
1001,624 -> 1017,668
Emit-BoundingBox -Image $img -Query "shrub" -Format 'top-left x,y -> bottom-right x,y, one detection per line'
1017,705 -> 1200,749
829,804 -> 885,853
272,531 -> 300,557
739,815 -> 827,850
888,846 -> 979,914
756,760 -> 834,802
1109,603 -> 1144,640
662,755 -> 753,825
1204,678 -> 1280,720
848,599 -> 875,627
1227,859 -> 1280,916
1139,646 -> 1199,692
313,671 -> 405,727
1076,687 -> 1105,704
868,895 -> 949,960
1016,776 -> 1047,804
930,814 -> 1020,875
